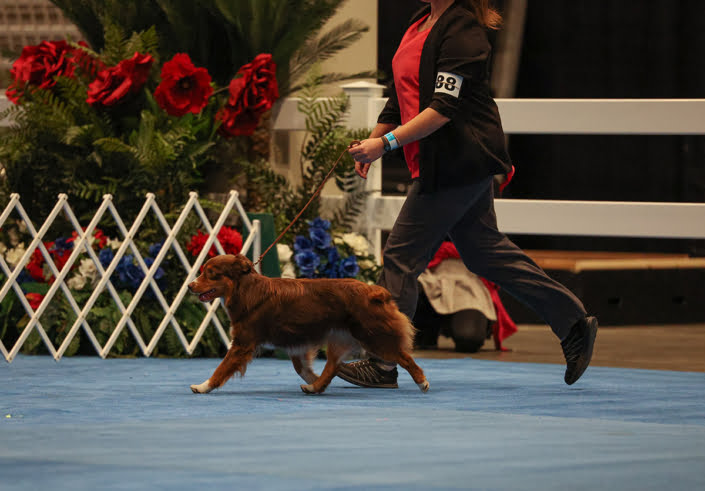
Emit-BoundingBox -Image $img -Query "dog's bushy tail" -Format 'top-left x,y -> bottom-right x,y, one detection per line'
364,285 -> 416,353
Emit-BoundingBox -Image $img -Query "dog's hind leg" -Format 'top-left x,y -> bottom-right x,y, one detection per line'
291,348 -> 319,384
301,341 -> 351,394
191,340 -> 256,394
394,351 -> 430,393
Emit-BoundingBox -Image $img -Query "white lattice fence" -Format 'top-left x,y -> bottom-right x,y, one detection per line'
0,190 -> 261,363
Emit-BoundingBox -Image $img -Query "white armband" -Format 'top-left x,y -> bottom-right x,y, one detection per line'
435,72 -> 464,98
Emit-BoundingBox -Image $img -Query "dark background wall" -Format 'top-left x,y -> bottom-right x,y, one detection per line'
376,0 -> 705,255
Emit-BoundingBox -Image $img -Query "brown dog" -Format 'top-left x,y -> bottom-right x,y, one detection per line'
187,254 -> 429,394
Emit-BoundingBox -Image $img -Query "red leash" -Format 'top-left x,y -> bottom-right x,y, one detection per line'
253,140 -> 360,268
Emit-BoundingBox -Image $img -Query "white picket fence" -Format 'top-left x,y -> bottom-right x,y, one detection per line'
2,87 -> 705,362
0,190 -> 261,362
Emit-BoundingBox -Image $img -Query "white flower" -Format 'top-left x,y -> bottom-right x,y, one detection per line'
280,262 -> 296,279
5,243 -> 27,268
358,259 -> 375,270
107,238 -> 122,250
277,243 -> 293,263
7,228 -> 20,246
67,274 -> 86,290
78,258 -> 97,283
342,233 -> 369,256
333,237 -> 344,246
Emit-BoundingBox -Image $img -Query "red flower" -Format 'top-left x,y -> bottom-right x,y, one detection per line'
92,229 -> 108,250
187,226 -> 243,258
155,53 -> 213,117
67,228 -> 107,250
51,247 -> 73,272
26,293 -> 44,310
6,40 -> 79,103
216,53 -> 279,137
26,248 -> 45,282
86,52 -> 153,107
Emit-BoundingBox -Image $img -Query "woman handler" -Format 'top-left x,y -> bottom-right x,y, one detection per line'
340,0 -> 598,387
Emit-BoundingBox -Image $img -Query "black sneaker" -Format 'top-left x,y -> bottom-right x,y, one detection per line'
336,359 -> 399,388
561,316 -> 599,385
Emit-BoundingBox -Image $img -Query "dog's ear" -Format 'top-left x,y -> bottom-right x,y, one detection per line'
225,254 -> 252,278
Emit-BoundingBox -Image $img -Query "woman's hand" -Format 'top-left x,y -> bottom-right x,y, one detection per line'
348,138 -> 386,179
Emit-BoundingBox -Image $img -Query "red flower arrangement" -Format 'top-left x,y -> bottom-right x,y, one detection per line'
86,52 -> 154,107
154,53 -> 213,117
7,34 -> 278,137
25,293 -> 44,310
187,226 -> 243,258
6,40 -> 81,103
216,53 -> 279,137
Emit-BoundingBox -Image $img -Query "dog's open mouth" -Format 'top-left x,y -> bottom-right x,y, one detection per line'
197,289 -> 217,302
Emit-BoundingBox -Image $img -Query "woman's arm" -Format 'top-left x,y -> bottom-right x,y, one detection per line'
349,108 -> 450,178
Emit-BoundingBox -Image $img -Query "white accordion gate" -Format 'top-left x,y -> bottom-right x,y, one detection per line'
0,191 -> 261,362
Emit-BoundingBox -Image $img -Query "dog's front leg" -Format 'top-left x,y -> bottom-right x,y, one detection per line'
191,339 -> 255,394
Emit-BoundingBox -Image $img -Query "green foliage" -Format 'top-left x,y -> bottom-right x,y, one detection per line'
50,0 -> 375,93
241,70 -> 370,244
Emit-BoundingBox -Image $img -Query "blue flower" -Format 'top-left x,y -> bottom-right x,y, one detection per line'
294,250 -> 320,278
144,257 -> 165,281
52,237 -> 73,251
17,270 -> 33,284
98,248 -> 114,268
339,255 -> 359,278
309,217 -> 330,231
294,235 -> 313,253
326,246 -> 340,264
148,241 -> 163,258
115,255 -> 144,291
143,256 -> 166,296
321,263 -> 339,278
309,227 -> 331,250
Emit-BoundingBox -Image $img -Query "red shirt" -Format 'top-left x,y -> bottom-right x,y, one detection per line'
392,14 -> 431,179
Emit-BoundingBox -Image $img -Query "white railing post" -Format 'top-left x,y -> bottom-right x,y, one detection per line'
341,81 -> 386,263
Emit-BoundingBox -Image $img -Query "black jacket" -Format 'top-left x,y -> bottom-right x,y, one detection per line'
378,1 -> 512,193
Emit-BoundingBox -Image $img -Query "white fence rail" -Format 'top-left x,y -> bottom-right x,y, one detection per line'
0,190 -> 261,362
274,84 -> 705,260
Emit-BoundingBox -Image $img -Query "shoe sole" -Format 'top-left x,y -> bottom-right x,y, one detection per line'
336,370 -> 398,389
565,317 -> 598,385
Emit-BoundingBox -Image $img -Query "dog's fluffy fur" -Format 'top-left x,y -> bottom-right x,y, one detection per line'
188,254 -> 429,394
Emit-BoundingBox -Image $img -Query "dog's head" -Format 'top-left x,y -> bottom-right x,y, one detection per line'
188,254 -> 253,302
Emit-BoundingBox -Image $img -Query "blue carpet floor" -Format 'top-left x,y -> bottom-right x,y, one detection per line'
2,356 -> 704,490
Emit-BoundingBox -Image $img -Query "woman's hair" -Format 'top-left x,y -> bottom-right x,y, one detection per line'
458,0 -> 503,30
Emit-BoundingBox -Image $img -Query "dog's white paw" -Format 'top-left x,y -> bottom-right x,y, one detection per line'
418,380 -> 430,393
190,379 -> 213,394
302,371 -> 319,385
300,384 -> 317,394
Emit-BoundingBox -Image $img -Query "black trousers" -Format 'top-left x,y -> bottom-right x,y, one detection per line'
378,177 -> 586,341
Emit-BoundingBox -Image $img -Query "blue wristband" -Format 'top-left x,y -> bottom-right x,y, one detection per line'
384,132 -> 400,151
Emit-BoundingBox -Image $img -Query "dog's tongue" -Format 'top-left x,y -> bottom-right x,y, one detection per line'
199,290 -> 215,302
